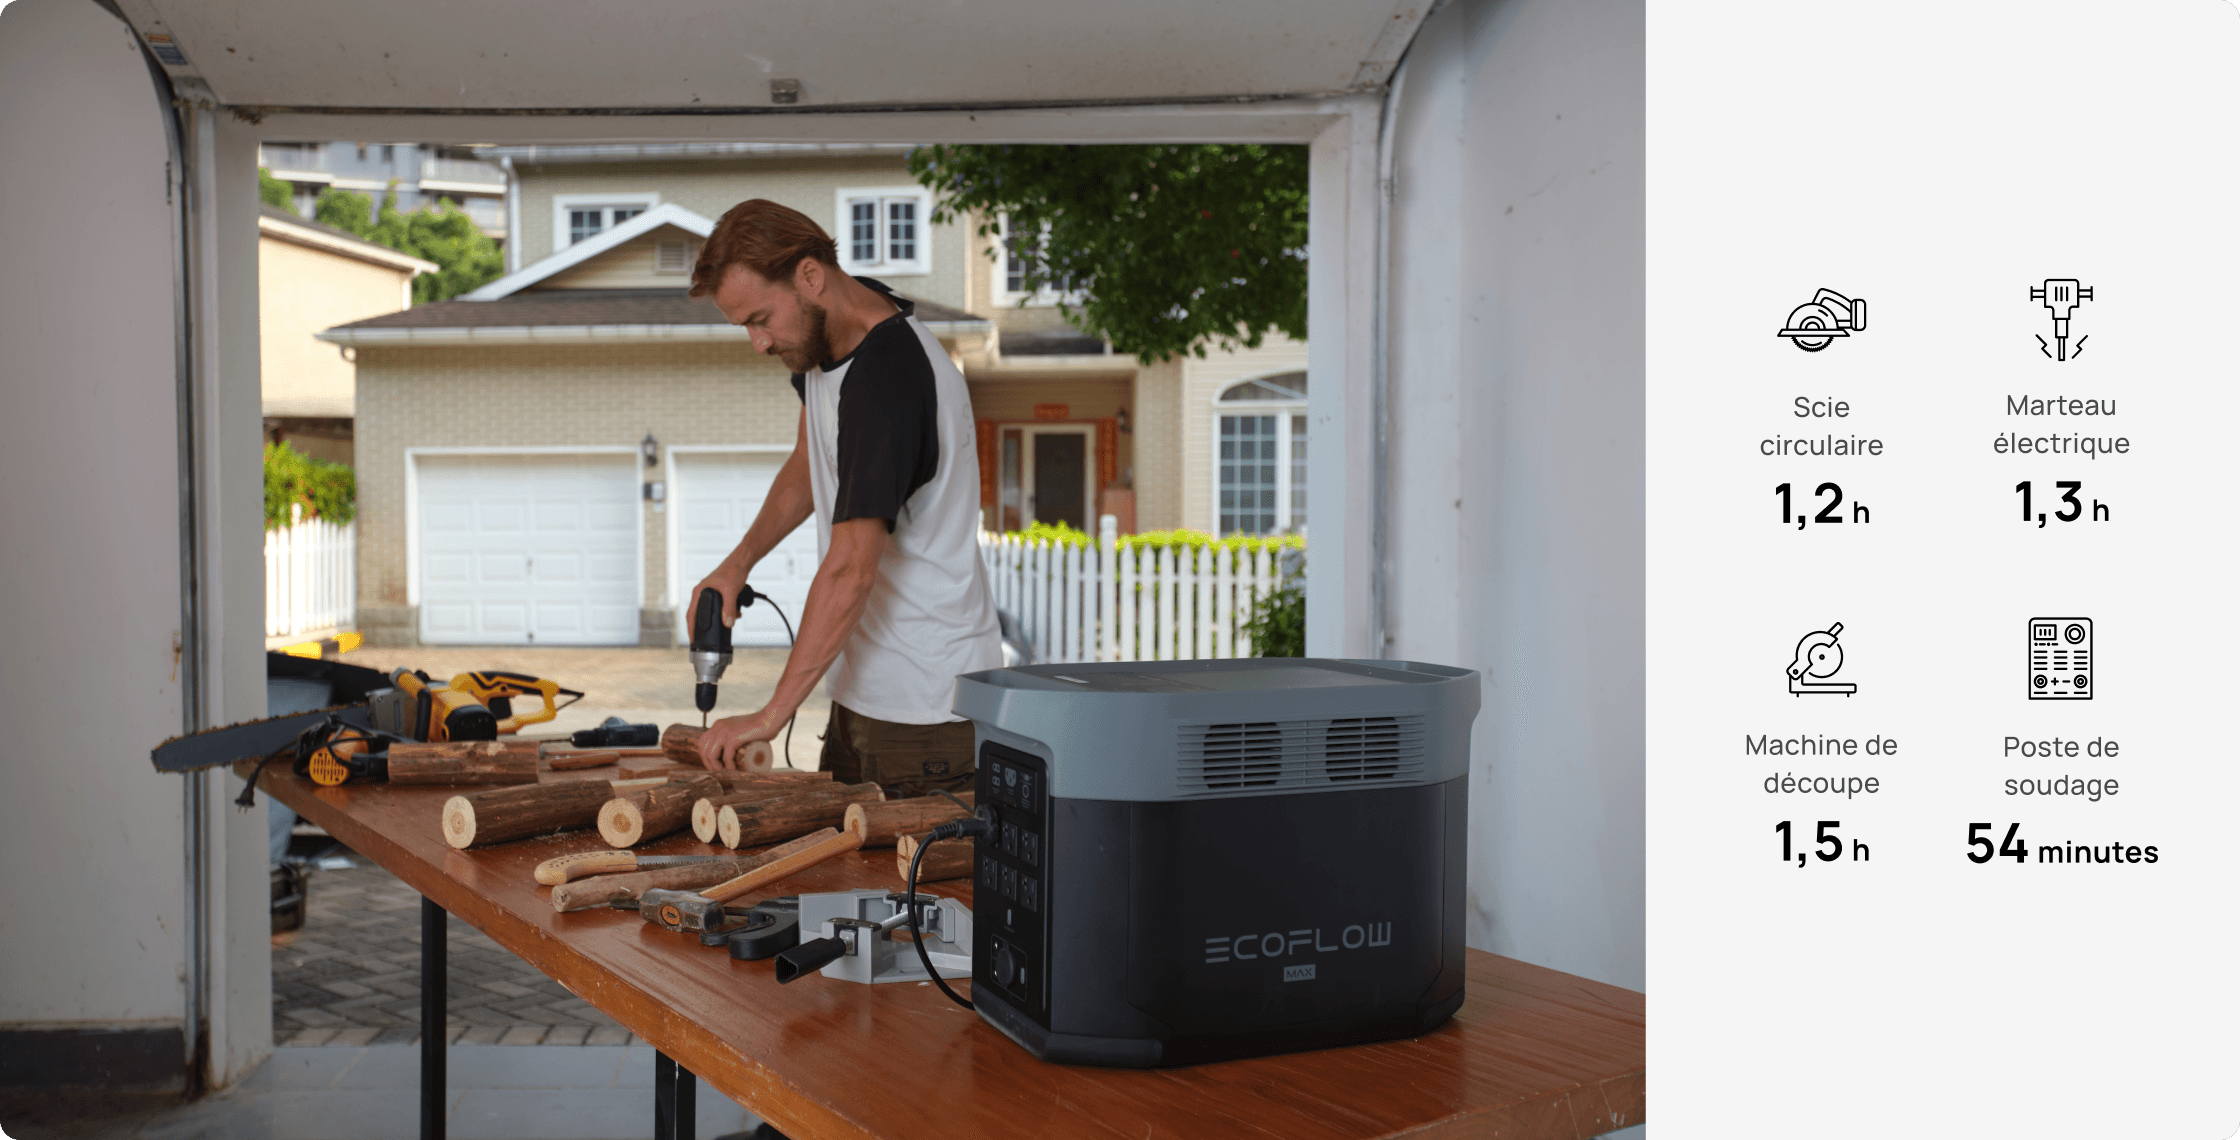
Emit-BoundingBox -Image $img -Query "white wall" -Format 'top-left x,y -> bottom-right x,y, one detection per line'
1383,0 -> 1646,991
0,0 -> 273,1088
0,0 -> 190,1028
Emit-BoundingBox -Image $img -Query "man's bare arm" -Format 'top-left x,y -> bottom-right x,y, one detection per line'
695,516 -> 887,769
692,409 -> 813,625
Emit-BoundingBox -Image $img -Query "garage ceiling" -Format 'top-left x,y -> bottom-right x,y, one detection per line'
111,0 -> 1425,113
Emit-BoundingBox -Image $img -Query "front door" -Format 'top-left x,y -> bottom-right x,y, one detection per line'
1028,429 -> 1089,530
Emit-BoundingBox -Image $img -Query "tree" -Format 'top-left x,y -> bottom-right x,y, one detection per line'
908,144 -> 1308,363
259,167 -> 294,211
311,184 -> 503,303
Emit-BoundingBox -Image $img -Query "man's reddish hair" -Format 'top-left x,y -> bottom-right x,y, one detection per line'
688,199 -> 840,297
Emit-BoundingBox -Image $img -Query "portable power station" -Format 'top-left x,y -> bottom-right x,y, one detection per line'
952,657 -> 1479,1067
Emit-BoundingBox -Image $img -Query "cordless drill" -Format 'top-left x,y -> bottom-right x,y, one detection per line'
690,585 -> 758,728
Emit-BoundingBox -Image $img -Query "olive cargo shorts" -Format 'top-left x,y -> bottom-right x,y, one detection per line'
818,702 -> 977,800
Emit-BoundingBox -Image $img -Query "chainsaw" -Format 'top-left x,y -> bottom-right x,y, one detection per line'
153,653 -> 579,778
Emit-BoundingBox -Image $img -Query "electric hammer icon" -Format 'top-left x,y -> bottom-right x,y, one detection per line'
2031,279 -> 2093,361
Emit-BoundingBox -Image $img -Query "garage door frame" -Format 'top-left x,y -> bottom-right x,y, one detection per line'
664,442 -> 800,616
406,445 -> 645,643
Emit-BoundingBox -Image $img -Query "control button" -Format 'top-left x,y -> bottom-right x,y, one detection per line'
1019,772 -> 1036,810
992,941 -> 1017,988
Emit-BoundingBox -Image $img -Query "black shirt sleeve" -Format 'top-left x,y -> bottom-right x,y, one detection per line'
830,323 -> 939,532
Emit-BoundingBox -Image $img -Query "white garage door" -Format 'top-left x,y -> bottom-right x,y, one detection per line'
672,451 -> 821,647
417,453 -> 640,645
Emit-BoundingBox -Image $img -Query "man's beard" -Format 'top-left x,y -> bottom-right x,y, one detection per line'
780,301 -> 833,373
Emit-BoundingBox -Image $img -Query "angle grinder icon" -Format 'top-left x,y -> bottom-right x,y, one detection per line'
1787,623 -> 1856,696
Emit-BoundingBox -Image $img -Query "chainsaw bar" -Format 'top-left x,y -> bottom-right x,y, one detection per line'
151,703 -> 380,774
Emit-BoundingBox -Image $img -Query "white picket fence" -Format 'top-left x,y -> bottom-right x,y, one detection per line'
265,505 -> 355,638
980,516 -> 1293,664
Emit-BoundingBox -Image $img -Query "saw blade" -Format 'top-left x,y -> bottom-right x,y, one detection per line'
150,703 -> 378,774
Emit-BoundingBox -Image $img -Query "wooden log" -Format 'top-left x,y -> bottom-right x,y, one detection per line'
545,829 -> 841,912
690,778 -> 850,843
895,833 -> 973,884
843,793 -> 977,849
543,750 -> 619,771
596,775 -> 724,848
661,723 -> 775,773
442,780 -> 618,849
386,740 -> 541,786
716,784 -> 885,849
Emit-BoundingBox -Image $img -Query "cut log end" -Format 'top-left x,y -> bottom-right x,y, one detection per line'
441,795 -> 476,849
597,796 -> 645,849
716,804 -> 741,850
691,798 -> 720,844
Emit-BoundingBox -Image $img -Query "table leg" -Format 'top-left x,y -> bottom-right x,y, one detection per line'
422,896 -> 446,1140
654,1050 -> 696,1140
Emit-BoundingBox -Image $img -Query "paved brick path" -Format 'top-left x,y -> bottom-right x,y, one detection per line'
274,858 -> 640,1047
275,645 -> 828,1045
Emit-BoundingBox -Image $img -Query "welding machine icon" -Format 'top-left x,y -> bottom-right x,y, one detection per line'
1777,288 -> 1868,352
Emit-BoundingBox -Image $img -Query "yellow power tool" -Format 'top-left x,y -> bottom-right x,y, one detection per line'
445,671 -> 584,735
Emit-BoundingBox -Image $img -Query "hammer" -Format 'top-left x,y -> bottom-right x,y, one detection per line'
639,824 -> 864,933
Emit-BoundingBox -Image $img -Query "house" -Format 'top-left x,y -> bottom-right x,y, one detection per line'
257,205 -> 436,463
321,143 -> 1309,648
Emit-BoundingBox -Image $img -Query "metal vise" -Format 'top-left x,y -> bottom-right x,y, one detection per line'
773,889 -> 972,985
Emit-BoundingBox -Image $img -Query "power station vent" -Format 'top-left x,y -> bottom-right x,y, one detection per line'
1178,716 -> 1427,795
1325,716 -> 1409,781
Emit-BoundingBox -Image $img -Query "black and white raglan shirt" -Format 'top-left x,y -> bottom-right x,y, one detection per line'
790,278 -> 1001,725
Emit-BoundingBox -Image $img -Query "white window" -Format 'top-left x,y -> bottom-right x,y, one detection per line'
834,187 -> 933,276
551,193 -> 658,252
994,213 -> 1081,306
1213,372 -> 1308,536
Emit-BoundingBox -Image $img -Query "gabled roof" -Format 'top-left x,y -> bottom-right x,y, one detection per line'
463,203 -> 714,301
257,205 -> 438,275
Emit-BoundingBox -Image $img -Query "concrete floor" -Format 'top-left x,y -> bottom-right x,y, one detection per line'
336,645 -> 830,770
0,1045 -> 763,1140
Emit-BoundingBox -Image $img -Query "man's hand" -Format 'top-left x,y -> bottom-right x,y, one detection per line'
696,709 -> 786,771
689,568 -> 749,630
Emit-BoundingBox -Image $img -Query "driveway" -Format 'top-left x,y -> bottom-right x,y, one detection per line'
337,645 -> 830,769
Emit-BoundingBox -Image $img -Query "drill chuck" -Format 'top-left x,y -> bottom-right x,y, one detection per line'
695,682 -> 719,715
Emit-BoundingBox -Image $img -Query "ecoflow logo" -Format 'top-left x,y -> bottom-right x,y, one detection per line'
1203,923 -> 1392,965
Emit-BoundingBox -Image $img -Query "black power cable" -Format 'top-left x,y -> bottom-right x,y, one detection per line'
908,810 -> 995,1011
741,584 -> 801,769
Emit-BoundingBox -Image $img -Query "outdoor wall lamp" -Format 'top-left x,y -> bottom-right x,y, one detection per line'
1117,408 -> 1132,434
642,432 -> 659,467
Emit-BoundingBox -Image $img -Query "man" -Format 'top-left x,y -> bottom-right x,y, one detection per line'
685,199 -> 1000,800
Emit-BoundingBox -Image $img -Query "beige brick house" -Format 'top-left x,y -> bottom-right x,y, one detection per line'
322,144 -> 1305,647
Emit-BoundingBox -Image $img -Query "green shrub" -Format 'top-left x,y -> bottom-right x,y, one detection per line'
1240,578 -> 1304,657
259,168 -> 294,210
264,443 -> 356,530
998,521 -> 1304,556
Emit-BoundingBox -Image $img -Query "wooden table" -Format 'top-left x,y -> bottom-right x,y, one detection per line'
255,766 -> 1645,1140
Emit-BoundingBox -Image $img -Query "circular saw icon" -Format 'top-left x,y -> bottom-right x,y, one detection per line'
1787,622 -> 1856,696
1778,289 -> 1868,352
